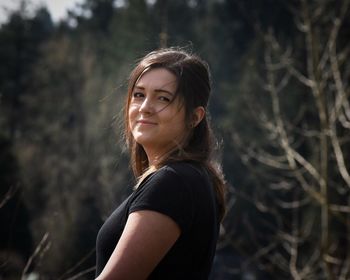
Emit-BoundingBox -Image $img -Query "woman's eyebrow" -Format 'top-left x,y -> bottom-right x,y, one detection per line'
134,85 -> 174,96
134,85 -> 145,91
154,89 -> 174,96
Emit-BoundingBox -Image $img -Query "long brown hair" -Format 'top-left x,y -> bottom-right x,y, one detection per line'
124,47 -> 226,221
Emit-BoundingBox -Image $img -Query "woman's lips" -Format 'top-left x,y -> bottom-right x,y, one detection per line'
136,120 -> 157,125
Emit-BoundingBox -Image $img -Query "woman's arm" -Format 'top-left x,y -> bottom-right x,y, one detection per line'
95,210 -> 181,280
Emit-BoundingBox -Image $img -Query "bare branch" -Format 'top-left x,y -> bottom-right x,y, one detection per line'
286,64 -> 315,88
289,149 -> 325,190
329,126 -> 350,188
339,255 -> 350,280
273,196 -> 311,209
241,241 -> 279,270
339,111 -> 350,129
21,233 -> 51,279
0,185 -> 18,208
57,248 -> 96,280
317,3 -> 346,75
289,196 -> 301,280
328,2 -> 350,125
299,249 -> 321,278
329,204 -> 350,213
264,36 -> 326,204
63,266 -> 96,280
245,146 -> 291,170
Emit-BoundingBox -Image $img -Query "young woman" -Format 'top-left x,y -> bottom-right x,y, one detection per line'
95,48 -> 226,279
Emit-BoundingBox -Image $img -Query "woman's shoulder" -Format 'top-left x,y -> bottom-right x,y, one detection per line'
162,161 -> 204,176
136,161 -> 209,192
160,161 -> 209,187
136,161 -> 201,185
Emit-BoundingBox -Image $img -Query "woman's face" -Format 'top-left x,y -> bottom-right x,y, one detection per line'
128,68 -> 187,162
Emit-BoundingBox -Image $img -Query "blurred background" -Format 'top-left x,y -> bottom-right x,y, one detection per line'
0,0 -> 349,279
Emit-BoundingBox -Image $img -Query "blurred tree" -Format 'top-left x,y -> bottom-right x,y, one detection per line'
0,134 -> 32,280
154,0 -> 196,46
17,32 -> 126,277
225,0 -> 350,278
0,5 -> 53,140
12,0 -> 154,277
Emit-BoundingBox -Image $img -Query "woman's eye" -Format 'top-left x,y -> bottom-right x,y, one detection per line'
158,96 -> 171,102
132,92 -> 144,98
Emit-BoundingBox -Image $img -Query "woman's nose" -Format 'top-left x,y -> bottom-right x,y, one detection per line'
139,98 -> 153,114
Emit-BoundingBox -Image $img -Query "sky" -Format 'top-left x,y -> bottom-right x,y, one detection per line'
0,0 -> 84,24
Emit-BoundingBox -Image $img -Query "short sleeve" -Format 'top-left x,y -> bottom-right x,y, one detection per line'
129,166 -> 194,233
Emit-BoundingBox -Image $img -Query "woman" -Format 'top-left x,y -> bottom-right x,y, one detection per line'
95,48 -> 226,279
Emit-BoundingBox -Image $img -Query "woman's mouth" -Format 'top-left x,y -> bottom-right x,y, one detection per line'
136,120 -> 157,125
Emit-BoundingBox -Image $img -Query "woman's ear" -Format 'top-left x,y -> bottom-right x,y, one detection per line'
192,106 -> 206,127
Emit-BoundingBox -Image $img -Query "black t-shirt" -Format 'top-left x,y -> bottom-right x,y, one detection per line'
95,161 -> 220,279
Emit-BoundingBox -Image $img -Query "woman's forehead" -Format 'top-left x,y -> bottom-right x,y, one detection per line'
135,68 -> 178,91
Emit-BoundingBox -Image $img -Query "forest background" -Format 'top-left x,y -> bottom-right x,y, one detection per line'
1,0 -> 350,279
